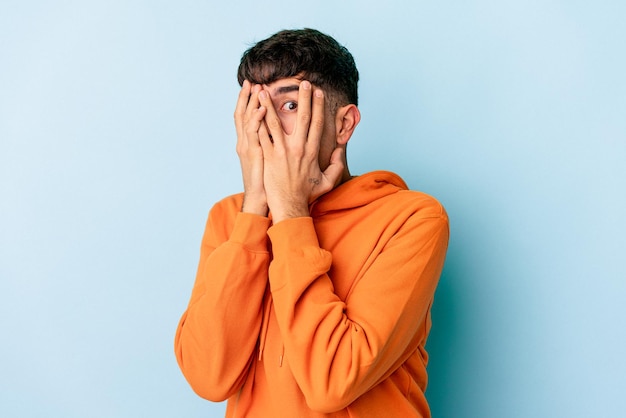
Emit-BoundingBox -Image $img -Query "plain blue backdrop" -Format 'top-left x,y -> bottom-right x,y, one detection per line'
1,1 -> 624,417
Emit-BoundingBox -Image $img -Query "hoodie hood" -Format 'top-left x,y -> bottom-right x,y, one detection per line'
310,170 -> 409,217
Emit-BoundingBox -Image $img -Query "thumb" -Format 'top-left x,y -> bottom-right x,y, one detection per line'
322,147 -> 345,187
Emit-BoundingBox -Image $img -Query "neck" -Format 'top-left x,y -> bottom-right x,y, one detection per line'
339,166 -> 352,185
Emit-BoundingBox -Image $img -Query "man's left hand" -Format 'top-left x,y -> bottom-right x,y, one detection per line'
257,80 -> 344,224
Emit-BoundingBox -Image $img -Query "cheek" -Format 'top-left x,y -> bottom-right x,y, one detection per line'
277,114 -> 296,135
318,125 -> 338,168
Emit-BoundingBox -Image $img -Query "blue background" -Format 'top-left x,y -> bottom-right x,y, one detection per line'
1,1 -> 624,417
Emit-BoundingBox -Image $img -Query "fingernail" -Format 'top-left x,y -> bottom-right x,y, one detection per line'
315,89 -> 323,98
259,91 -> 268,100
302,80 -> 311,90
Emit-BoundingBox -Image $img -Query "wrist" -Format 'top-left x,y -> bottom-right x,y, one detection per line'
241,193 -> 268,216
270,202 -> 310,224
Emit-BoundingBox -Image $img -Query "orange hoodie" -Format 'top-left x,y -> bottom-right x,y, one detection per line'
175,171 -> 449,417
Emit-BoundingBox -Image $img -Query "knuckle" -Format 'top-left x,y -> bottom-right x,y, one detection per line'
312,117 -> 324,130
289,145 -> 305,159
299,112 -> 311,125
266,116 -> 281,131
245,123 -> 257,135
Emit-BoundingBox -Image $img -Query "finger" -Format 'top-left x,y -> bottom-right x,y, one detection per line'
235,80 -> 251,137
305,87 -> 325,155
244,84 -> 262,122
258,89 -> 285,149
293,80 -> 313,144
258,120 -> 273,152
245,105 -> 267,146
241,85 -> 263,150
322,147 -> 345,186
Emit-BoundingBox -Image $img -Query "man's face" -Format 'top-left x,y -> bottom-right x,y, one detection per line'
261,77 -> 338,171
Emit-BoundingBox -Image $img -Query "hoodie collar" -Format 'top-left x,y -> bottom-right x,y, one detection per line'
310,171 -> 408,217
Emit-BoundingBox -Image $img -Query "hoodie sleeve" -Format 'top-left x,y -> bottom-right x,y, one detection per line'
266,207 -> 449,413
174,201 -> 271,401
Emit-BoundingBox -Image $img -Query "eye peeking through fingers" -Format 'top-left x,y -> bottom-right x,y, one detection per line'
280,101 -> 298,112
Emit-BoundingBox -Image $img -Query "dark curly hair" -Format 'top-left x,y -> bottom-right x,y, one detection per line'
237,28 -> 359,108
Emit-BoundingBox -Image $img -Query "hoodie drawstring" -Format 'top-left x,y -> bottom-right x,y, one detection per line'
258,290 -> 285,367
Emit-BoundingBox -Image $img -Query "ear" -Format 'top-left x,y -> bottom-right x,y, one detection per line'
334,104 -> 361,145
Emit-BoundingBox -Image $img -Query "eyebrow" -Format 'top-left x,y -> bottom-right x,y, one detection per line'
273,84 -> 300,96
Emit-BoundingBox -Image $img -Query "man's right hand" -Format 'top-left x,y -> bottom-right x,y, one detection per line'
234,80 -> 269,216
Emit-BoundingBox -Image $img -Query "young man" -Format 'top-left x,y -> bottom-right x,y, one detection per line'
175,29 -> 449,417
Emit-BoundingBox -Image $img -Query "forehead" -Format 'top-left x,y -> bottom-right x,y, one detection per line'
262,77 -> 303,96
